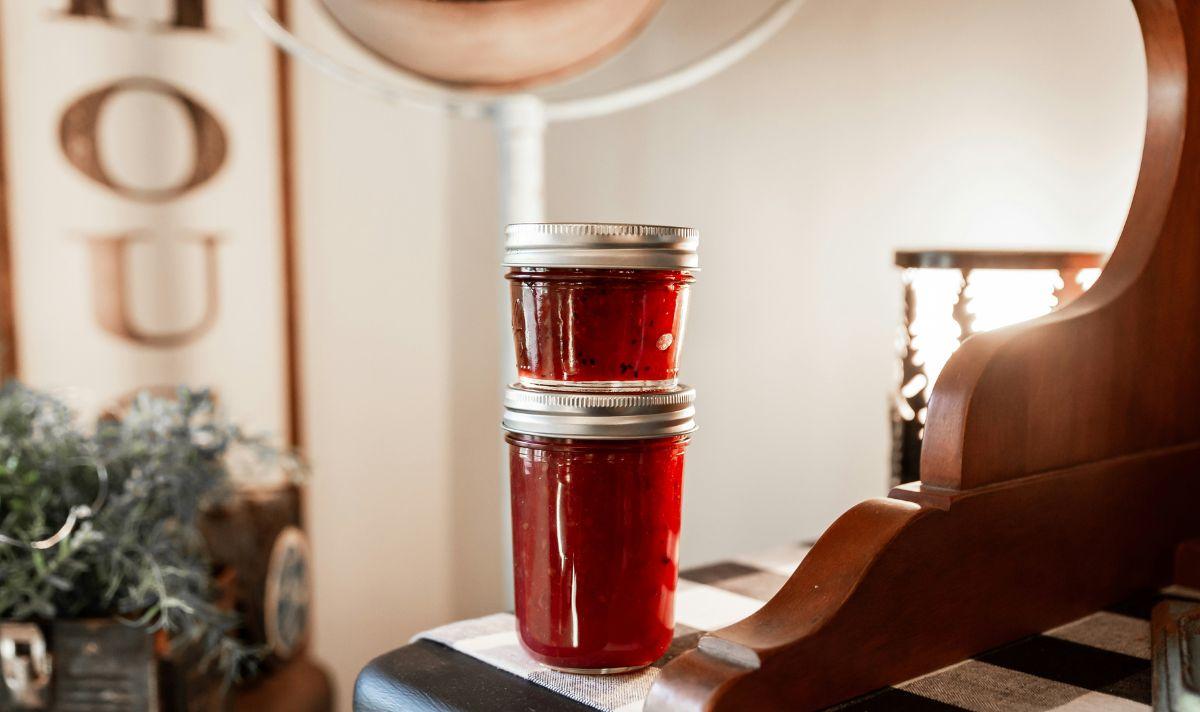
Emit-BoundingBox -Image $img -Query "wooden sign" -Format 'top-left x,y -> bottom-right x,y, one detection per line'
0,0 -> 299,440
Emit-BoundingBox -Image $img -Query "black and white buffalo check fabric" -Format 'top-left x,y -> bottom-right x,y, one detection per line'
415,543 -> 1156,711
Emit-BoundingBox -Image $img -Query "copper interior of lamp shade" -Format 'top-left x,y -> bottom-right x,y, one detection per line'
317,0 -> 665,90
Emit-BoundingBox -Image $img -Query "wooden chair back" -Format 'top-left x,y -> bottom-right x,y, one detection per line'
648,1 -> 1200,709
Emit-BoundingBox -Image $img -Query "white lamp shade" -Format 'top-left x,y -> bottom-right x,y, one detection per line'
318,0 -> 664,89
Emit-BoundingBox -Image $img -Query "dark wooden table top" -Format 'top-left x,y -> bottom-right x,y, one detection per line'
354,574 -> 1176,712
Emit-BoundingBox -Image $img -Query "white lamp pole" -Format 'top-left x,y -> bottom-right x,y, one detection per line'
492,96 -> 548,226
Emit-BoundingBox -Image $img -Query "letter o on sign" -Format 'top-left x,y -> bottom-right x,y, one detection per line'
60,77 -> 227,202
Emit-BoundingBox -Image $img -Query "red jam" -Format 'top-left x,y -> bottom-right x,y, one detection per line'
506,433 -> 688,671
507,268 -> 693,391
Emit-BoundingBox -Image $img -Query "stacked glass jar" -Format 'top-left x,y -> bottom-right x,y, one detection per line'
501,223 -> 699,674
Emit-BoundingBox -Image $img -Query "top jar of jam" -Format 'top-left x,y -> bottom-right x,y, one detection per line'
504,223 -> 698,392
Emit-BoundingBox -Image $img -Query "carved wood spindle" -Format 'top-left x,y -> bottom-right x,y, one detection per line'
892,271 -> 926,486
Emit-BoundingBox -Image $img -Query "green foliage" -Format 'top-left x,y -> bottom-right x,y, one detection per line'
0,382 -> 302,679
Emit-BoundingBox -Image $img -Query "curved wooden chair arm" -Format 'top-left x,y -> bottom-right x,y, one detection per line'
648,1 -> 1200,709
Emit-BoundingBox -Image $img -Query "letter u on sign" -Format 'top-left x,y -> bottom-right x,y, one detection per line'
87,232 -> 220,348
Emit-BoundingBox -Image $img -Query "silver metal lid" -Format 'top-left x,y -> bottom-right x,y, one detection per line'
503,223 -> 699,270
502,385 -> 696,440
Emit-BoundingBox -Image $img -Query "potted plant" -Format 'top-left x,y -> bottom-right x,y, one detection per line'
0,383 -> 302,710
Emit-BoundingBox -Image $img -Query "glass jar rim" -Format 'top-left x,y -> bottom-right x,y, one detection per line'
505,432 -> 691,448
505,266 -> 695,278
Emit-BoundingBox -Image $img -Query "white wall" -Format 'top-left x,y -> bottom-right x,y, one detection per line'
541,0 -> 1146,564
289,2 -> 456,703
293,0 -> 1146,706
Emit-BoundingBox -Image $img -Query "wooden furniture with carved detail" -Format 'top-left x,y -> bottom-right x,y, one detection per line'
645,0 -> 1200,708
352,1 -> 1200,709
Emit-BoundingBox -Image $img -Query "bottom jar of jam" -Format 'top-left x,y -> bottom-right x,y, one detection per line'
502,385 -> 697,673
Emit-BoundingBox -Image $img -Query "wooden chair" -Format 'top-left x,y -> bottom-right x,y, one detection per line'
645,0 -> 1200,708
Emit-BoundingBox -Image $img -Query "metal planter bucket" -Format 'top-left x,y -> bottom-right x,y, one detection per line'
0,619 -> 224,712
